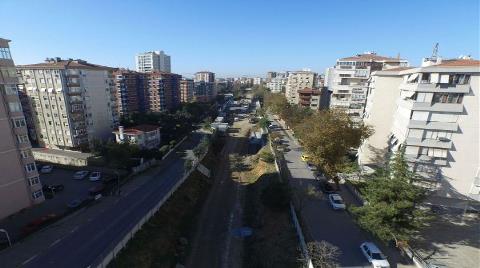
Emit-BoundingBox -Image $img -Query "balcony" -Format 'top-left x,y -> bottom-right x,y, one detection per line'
408,120 -> 458,131
405,137 -> 452,149
398,99 -> 463,113
400,82 -> 470,93
67,82 -> 80,87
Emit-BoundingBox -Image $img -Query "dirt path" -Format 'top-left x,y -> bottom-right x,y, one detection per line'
186,120 -> 251,268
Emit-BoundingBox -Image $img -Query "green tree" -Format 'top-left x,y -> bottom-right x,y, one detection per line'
350,147 -> 430,242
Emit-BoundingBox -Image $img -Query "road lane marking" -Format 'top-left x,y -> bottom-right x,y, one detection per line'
70,226 -> 79,233
22,254 -> 38,265
49,238 -> 62,248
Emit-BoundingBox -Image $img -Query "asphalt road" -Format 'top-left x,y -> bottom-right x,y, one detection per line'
23,133 -> 203,268
270,119 -> 413,268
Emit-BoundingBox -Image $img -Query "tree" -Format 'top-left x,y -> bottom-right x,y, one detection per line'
350,147 -> 430,242
296,109 -> 373,177
307,241 -> 341,268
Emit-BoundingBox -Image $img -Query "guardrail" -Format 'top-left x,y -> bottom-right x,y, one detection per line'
91,137 -> 206,268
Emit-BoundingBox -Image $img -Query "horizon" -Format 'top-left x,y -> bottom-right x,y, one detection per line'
1,0 -> 479,77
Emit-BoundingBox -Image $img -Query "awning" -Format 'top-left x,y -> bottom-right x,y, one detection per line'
401,90 -> 416,99
407,73 -> 419,82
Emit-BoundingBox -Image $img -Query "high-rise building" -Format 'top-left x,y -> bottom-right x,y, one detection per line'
325,52 -> 408,121
135,51 -> 171,73
285,70 -> 317,104
0,38 -> 44,219
266,71 -> 277,82
113,69 -> 148,116
195,71 -> 215,83
18,58 -> 118,149
253,77 -> 263,85
180,78 -> 194,103
266,75 -> 287,93
358,56 -> 480,206
147,72 -> 181,112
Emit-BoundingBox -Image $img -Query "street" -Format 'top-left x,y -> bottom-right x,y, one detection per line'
270,119 -> 414,268
0,132 -> 203,268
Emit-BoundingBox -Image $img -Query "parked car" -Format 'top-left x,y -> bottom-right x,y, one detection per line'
42,184 -> 65,193
360,242 -> 390,268
307,162 -> 317,171
40,165 -> 53,174
67,199 -> 82,209
88,184 -> 105,195
89,172 -> 102,182
73,170 -> 89,180
318,180 -> 336,194
328,194 -> 346,210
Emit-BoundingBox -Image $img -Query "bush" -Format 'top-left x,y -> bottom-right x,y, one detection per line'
261,181 -> 291,211
259,151 -> 275,163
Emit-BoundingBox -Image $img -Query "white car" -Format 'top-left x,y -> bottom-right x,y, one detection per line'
73,170 -> 89,180
360,242 -> 390,268
328,194 -> 346,210
89,172 -> 102,182
40,165 -> 53,174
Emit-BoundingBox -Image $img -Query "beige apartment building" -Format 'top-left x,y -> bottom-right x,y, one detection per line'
17,58 -> 118,150
285,70 -> 317,104
359,56 -> 480,206
0,38 -> 43,219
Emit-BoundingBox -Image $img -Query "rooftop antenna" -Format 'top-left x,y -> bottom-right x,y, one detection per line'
432,43 -> 439,59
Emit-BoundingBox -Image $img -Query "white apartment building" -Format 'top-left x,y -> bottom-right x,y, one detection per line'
285,70 -> 317,104
359,57 -> 480,206
253,77 -> 263,85
135,51 -> 171,73
325,53 -> 408,121
266,76 -> 286,93
18,58 -> 118,150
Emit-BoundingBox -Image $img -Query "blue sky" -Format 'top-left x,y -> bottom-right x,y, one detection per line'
1,0 -> 479,77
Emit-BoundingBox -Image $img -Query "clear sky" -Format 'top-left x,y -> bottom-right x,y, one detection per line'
1,0 -> 479,77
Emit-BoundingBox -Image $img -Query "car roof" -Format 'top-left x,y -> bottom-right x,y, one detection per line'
330,194 -> 342,200
363,242 -> 382,253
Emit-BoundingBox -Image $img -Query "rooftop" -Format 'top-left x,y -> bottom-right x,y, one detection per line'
113,124 -> 160,135
18,58 -> 114,70
436,58 -> 480,67
339,53 -> 405,62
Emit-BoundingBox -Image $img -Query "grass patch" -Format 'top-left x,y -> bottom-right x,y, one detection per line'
242,146 -> 301,268
108,150 -> 217,268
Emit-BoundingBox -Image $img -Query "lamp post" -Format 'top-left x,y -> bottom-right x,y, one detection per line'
0,229 -> 12,247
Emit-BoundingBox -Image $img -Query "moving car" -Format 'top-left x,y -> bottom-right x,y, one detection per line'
89,172 -> 102,182
318,180 -> 336,194
73,170 -> 89,180
301,154 -> 310,162
360,242 -> 390,268
42,184 -> 65,193
328,194 -> 346,210
40,165 -> 53,174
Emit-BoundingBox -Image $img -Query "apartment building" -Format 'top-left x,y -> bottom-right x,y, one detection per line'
135,51 -> 171,73
147,72 -> 181,112
113,69 -> 148,116
285,70 -> 317,104
325,52 -> 408,121
358,56 -> 480,206
180,78 -> 194,103
266,76 -> 287,93
195,71 -> 215,83
266,71 -> 277,82
18,58 -> 118,149
253,77 -> 263,85
298,87 -> 331,110
0,38 -> 43,219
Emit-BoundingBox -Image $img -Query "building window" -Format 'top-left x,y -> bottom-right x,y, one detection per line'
32,190 -> 43,199
17,134 -> 29,143
448,74 -> 471,85
8,102 -> 22,112
25,163 -> 36,173
12,118 -> 26,128
426,148 -> 448,158
0,47 -> 12,59
29,177 -> 40,186
432,93 -> 463,104
3,84 -> 18,95
21,150 -> 32,158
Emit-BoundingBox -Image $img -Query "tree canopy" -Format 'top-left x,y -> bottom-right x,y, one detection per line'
350,146 -> 430,242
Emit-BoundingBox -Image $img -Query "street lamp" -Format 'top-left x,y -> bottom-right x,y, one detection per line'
0,229 -> 12,247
